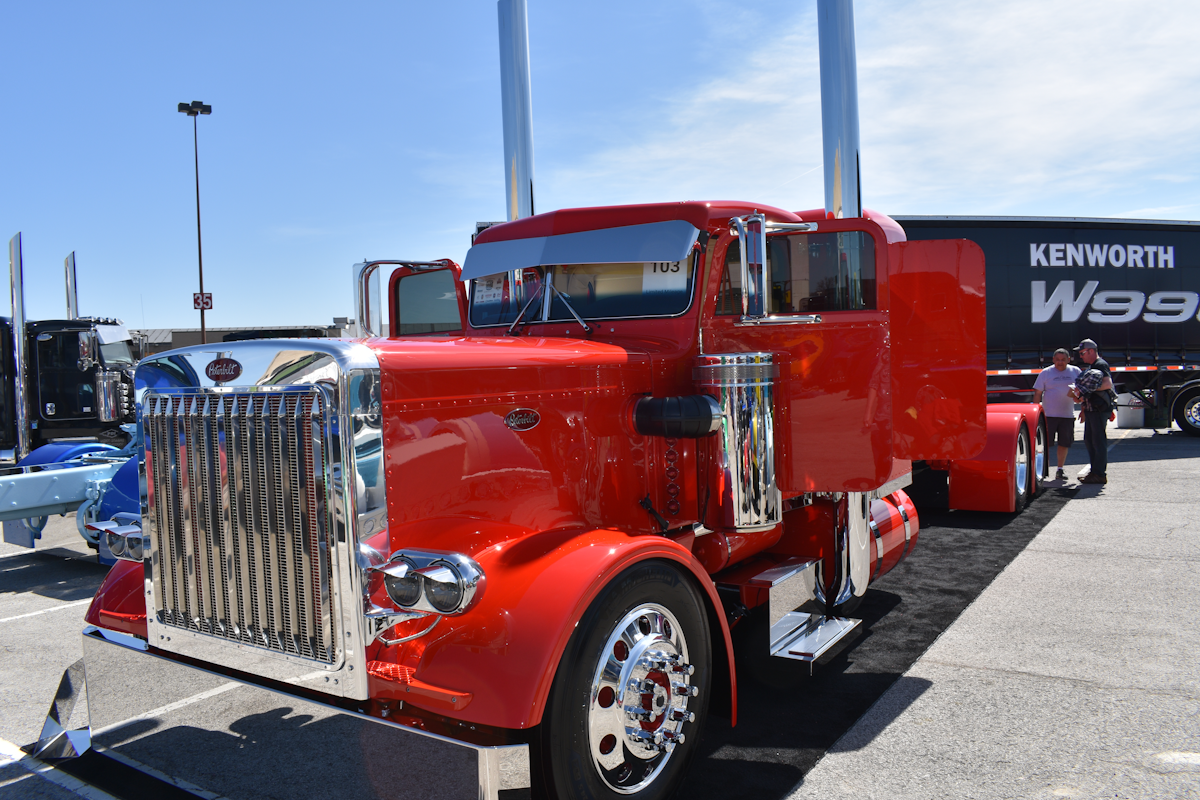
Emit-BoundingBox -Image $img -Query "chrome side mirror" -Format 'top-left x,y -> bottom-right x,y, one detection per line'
77,331 -> 97,372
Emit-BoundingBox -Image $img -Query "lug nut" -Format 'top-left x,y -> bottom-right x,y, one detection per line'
670,710 -> 696,723
672,682 -> 698,697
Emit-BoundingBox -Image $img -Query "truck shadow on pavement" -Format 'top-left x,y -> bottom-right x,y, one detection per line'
0,550 -> 106,602
680,485 -> 1077,800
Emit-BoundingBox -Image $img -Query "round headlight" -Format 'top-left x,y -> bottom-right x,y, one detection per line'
105,530 -> 127,558
423,565 -> 464,613
383,562 -> 422,607
126,534 -> 145,561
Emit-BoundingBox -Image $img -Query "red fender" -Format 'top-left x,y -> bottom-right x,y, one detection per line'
85,559 -> 147,637
948,404 -> 1043,512
371,528 -> 737,729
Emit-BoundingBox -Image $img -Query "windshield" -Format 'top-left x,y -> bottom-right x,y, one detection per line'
469,258 -> 695,327
99,340 -> 135,366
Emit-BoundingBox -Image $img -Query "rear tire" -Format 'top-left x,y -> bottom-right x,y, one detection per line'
1173,389 -> 1200,437
1013,425 -> 1031,510
536,561 -> 711,800
1033,415 -> 1047,493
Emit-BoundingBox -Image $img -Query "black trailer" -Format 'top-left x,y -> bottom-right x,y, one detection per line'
895,216 -> 1200,435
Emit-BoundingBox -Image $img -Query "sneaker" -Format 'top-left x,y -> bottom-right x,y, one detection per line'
1079,474 -> 1107,485
1055,468 -> 1066,481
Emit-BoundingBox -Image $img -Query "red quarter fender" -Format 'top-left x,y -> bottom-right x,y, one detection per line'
948,403 -> 1043,512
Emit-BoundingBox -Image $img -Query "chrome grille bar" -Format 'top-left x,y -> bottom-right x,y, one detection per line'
145,388 -> 335,665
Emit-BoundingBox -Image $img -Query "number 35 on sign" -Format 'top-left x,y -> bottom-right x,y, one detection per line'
194,292 -> 213,310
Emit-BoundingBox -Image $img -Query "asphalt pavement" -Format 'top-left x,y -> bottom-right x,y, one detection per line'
2,422 -> 1197,799
790,425 -> 1200,799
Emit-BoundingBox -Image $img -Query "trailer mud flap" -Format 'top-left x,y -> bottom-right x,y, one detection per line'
50,628 -> 531,800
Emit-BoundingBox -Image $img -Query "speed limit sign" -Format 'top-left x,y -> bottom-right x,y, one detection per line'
193,292 -> 213,310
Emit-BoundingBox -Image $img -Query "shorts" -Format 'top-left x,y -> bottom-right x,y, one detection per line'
1047,416 -> 1074,448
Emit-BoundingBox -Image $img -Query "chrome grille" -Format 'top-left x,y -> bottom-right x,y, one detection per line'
144,389 -> 335,665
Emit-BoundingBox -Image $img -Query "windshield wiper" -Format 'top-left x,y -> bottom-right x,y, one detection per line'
548,283 -> 592,334
506,281 -> 593,335
506,283 -> 547,335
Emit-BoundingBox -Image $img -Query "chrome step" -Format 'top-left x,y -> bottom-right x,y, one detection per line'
744,556 -> 861,664
769,611 -> 860,662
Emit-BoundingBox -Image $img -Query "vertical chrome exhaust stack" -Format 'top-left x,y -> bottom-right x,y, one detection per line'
65,252 -> 78,319
818,0 -> 862,219
9,234 -> 31,462
497,0 -> 536,221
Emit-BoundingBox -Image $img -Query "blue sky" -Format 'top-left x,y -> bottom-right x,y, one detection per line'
2,1 -> 1197,330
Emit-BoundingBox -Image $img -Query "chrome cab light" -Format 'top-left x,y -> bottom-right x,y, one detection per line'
368,550 -> 485,617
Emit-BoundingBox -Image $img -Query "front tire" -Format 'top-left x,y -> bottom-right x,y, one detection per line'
536,560 -> 711,800
1174,389 -> 1200,437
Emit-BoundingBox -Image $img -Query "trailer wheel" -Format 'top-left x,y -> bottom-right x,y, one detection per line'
1014,425 -> 1031,509
536,561 -> 710,800
1033,415 -> 1048,491
1174,389 -> 1200,437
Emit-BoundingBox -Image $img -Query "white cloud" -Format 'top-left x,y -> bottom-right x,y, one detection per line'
537,0 -> 1200,220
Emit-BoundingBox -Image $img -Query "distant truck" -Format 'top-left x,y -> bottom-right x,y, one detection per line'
896,216 -> 1200,435
2,236 -> 136,463
0,316 -> 137,461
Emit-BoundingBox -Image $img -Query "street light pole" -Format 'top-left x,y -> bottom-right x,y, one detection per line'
178,100 -> 212,344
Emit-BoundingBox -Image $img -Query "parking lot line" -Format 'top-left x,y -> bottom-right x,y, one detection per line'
0,598 -> 93,625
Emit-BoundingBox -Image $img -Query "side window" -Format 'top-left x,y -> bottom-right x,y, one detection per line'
394,270 -> 462,334
717,231 -> 876,314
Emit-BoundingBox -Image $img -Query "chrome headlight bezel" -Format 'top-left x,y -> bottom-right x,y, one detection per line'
367,549 -> 485,616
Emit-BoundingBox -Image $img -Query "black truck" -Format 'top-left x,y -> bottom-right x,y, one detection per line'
3,235 -> 138,463
0,316 -> 137,461
896,215 -> 1200,436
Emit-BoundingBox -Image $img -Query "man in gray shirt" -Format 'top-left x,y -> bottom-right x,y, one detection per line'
1033,348 -> 1082,482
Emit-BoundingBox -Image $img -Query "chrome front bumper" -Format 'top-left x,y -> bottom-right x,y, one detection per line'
35,628 -> 531,800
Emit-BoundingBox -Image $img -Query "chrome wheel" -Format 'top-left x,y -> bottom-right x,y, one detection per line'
1034,420 -> 1046,484
588,604 -> 696,794
1176,391 -> 1200,437
1014,428 -> 1029,502
538,561 -> 710,800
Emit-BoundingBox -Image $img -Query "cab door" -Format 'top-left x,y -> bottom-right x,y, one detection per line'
702,217 -> 892,494
35,329 -> 98,421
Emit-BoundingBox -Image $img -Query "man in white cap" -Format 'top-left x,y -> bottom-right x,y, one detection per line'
1033,348 -> 1081,481
1070,338 -> 1114,484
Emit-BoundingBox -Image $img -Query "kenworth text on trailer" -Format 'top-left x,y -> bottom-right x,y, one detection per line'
37,3 -> 1049,800
898,216 -> 1200,435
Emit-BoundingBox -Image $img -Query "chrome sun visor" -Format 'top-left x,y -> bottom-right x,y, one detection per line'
460,219 -> 700,280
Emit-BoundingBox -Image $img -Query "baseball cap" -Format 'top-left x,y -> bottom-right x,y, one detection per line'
1075,338 -> 1098,350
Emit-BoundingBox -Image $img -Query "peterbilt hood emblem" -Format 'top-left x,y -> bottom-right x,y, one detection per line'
504,408 -> 540,431
206,358 -> 243,383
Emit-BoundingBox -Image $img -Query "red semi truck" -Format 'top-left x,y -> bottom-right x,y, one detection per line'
39,3 -> 1052,799
58,199 -> 1051,800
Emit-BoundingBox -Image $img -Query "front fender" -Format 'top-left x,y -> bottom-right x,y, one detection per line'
380,528 -> 736,730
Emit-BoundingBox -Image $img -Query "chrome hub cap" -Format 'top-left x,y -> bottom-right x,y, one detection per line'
1184,397 -> 1200,429
588,604 -> 695,794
